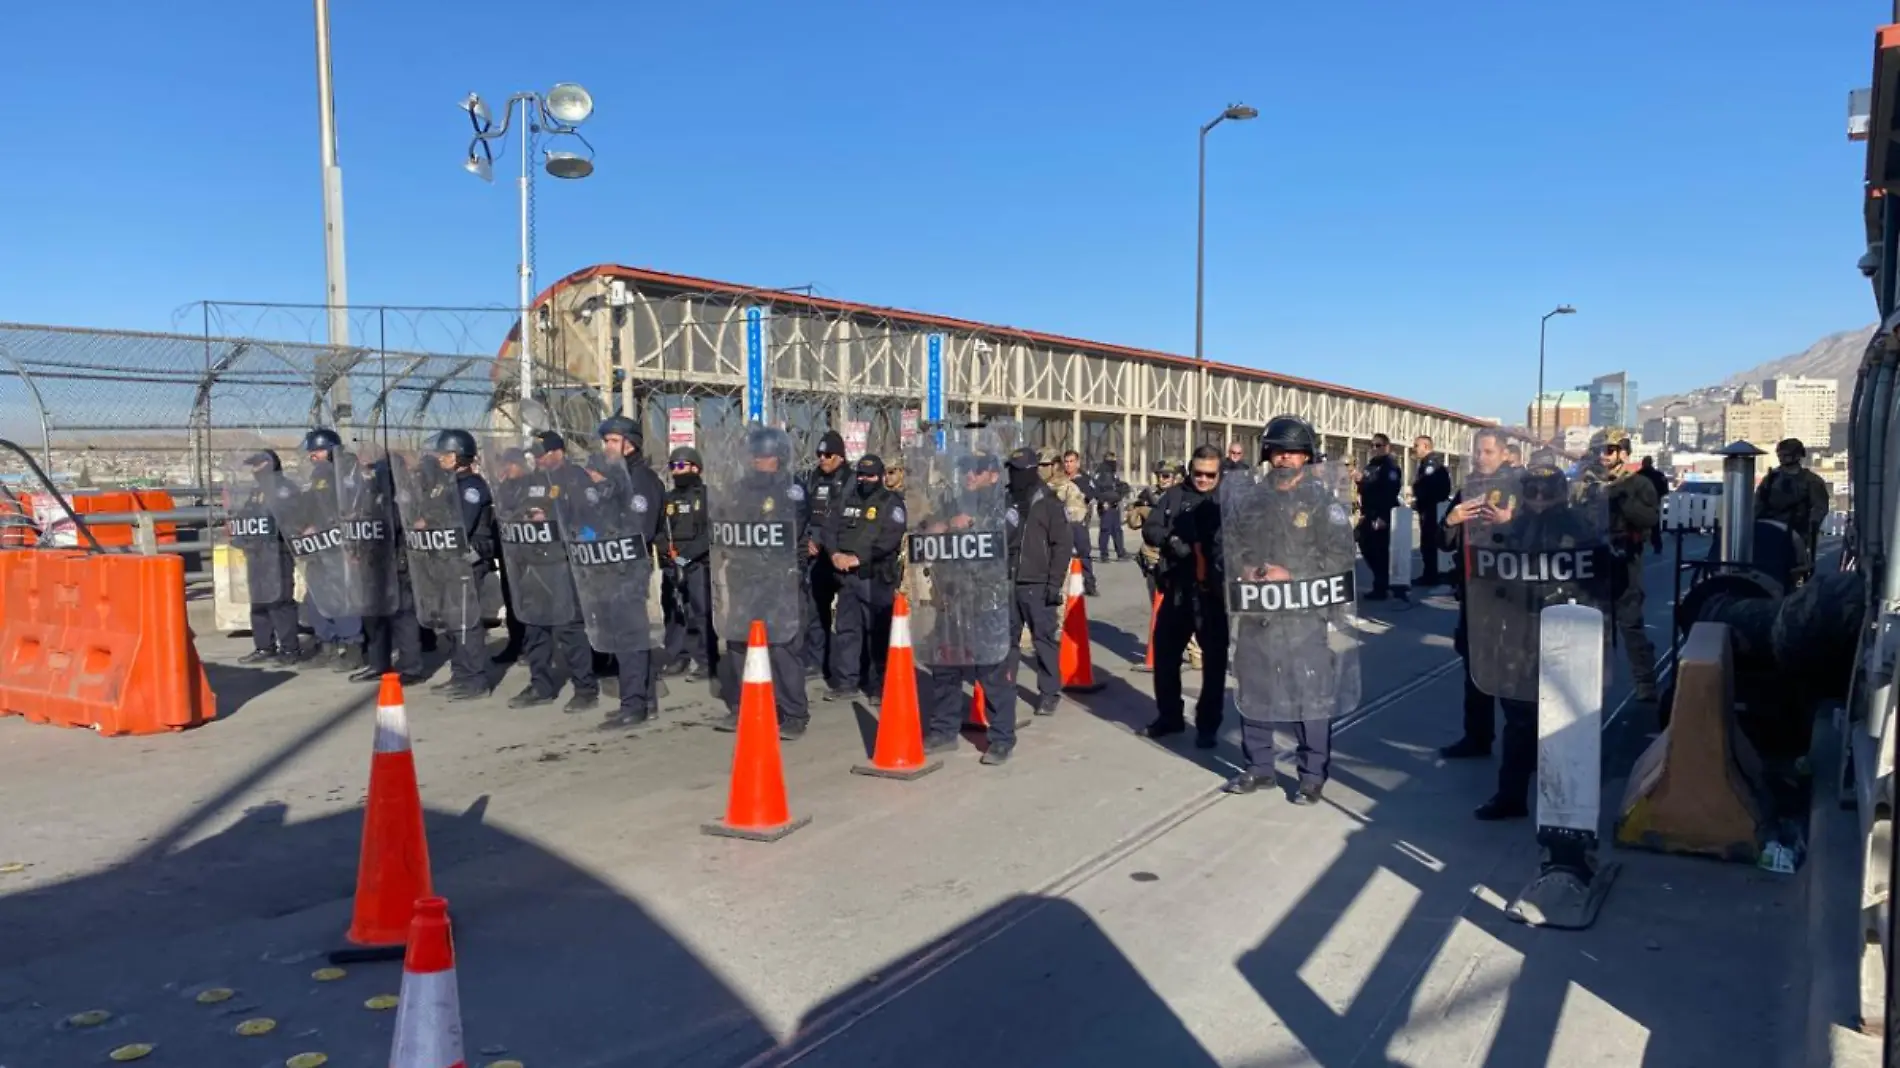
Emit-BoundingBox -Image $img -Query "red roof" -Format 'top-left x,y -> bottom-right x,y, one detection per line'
523,263 -> 1482,426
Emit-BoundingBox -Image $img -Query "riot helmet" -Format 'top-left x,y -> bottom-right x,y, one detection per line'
427,429 -> 478,467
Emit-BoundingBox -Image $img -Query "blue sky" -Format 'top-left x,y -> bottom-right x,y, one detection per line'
0,0 -> 1883,422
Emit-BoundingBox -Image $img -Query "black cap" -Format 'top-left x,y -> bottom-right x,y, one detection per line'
1008,447 -> 1040,471
668,445 -> 703,467
499,447 -> 530,468
818,430 -> 846,457
855,454 -> 885,478
530,431 -> 565,457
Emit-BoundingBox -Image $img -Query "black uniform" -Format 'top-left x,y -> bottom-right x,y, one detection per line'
1357,452 -> 1402,597
801,455 -> 853,682
1004,450 -> 1072,712
499,462 -> 596,708
1094,461 -> 1130,560
1232,474 -> 1358,788
716,461 -> 811,731
1142,479 -> 1229,741
363,464 -> 423,682
612,451 -> 669,721
821,459 -> 906,699
441,467 -> 499,688
1439,482 -> 1519,760
233,467 -> 300,659
659,473 -> 716,677
1412,451 -> 1452,584
300,454 -> 365,667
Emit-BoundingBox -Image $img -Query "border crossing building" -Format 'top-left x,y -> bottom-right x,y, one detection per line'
512,264 -> 1484,477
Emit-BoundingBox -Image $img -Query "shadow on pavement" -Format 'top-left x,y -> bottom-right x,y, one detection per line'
199,661 -> 299,723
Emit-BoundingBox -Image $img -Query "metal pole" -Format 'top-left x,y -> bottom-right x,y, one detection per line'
1537,315 -> 1548,439
313,0 -> 354,431
518,98 -> 535,423
1193,121 -> 1210,452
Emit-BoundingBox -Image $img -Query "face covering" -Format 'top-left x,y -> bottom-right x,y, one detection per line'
856,478 -> 880,498
672,472 -> 701,490
1008,465 -> 1041,497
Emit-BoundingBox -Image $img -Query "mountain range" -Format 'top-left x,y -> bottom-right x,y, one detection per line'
1636,324 -> 1874,427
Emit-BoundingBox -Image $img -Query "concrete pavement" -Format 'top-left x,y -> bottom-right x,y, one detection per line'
0,534 -> 1844,1066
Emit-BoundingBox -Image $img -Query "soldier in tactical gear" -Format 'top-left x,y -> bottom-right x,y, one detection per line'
659,445 -> 716,682
495,435 -> 598,712
710,424 -> 811,738
1221,416 -> 1361,804
1588,436 -> 1660,702
1003,446 -> 1073,717
1051,449 -> 1097,596
820,454 -> 907,702
1142,443 -> 1232,745
801,429 -> 853,684
395,428 -> 499,700
228,450 -> 301,665
1756,437 -> 1830,578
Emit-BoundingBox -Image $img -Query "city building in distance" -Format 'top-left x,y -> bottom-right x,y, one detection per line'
1764,375 -> 1837,448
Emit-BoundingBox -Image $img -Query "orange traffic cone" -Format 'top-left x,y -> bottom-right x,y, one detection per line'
337,674 -> 434,961
1059,559 -> 1105,693
388,897 -> 464,1068
853,594 -> 940,780
702,621 -> 811,842
963,682 -> 991,731
1132,590 -> 1161,673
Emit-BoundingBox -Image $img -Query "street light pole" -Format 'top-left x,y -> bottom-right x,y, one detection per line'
1535,304 -> 1577,441
1191,102 -> 1257,452
462,85 -> 596,436
313,0 -> 353,432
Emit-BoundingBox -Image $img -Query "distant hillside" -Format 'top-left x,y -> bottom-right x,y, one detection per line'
1638,324 -> 1875,427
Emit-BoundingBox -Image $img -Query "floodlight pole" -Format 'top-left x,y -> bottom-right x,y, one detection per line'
313,0 -> 355,436
517,95 -> 535,421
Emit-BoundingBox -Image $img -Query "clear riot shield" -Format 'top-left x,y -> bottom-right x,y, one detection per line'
269,442 -> 399,620
390,442 -> 485,633
705,423 -> 805,646
1221,460 -> 1362,723
217,447 -> 295,606
553,447 -> 660,653
902,426 -> 1011,668
488,445 -> 582,629
1462,453 -> 1612,703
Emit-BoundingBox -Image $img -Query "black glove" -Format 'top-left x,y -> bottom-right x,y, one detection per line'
1167,535 -> 1191,559
1045,585 -> 1064,606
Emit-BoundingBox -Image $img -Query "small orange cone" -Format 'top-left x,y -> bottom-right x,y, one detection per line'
1059,559 -> 1105,693
853,594 -> 940,780
340,674 -> 434,955
1132,590 -> 1161,673
702,621 -> 811,842
963,682 -> 991,731
387,897 -> 464,1068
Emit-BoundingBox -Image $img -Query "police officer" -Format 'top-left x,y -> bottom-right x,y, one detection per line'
1591,436 -> 1660,702
407,429 -> 499,700
1355,433 -> 1402,600
1053,449 -> 1097,596
821,454 -> 906,702
915,444 -> 1017,764
360,452 -> 424,686
1142,444 -> 1230,745
231,450 -> 300,665
659,445 -> 716,681
1094,453 -> 1130,561
497,435 -> 598,712
1450,456 -> 1604,819
1438,428 -> 1516,760
1410,435 -> 1452,586
712,425 -> 810,739
1222,416 -> 1360,803
802,430 -> 853,682
299,428 -> 366,671
1756,438 -> 1830,574
595,415 -> 667,727
1003,446 -> 1072,718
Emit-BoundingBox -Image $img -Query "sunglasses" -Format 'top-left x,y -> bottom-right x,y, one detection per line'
669,462 -> 694,470
1190,469 -> 1219,480
817,451 -> 841,459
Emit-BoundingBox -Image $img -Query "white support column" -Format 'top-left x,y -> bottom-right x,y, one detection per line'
1070,354 -> 1083,450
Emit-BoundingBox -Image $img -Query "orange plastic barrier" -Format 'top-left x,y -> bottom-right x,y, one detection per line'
0,549 -> 216,735
14,490 -> 179,548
